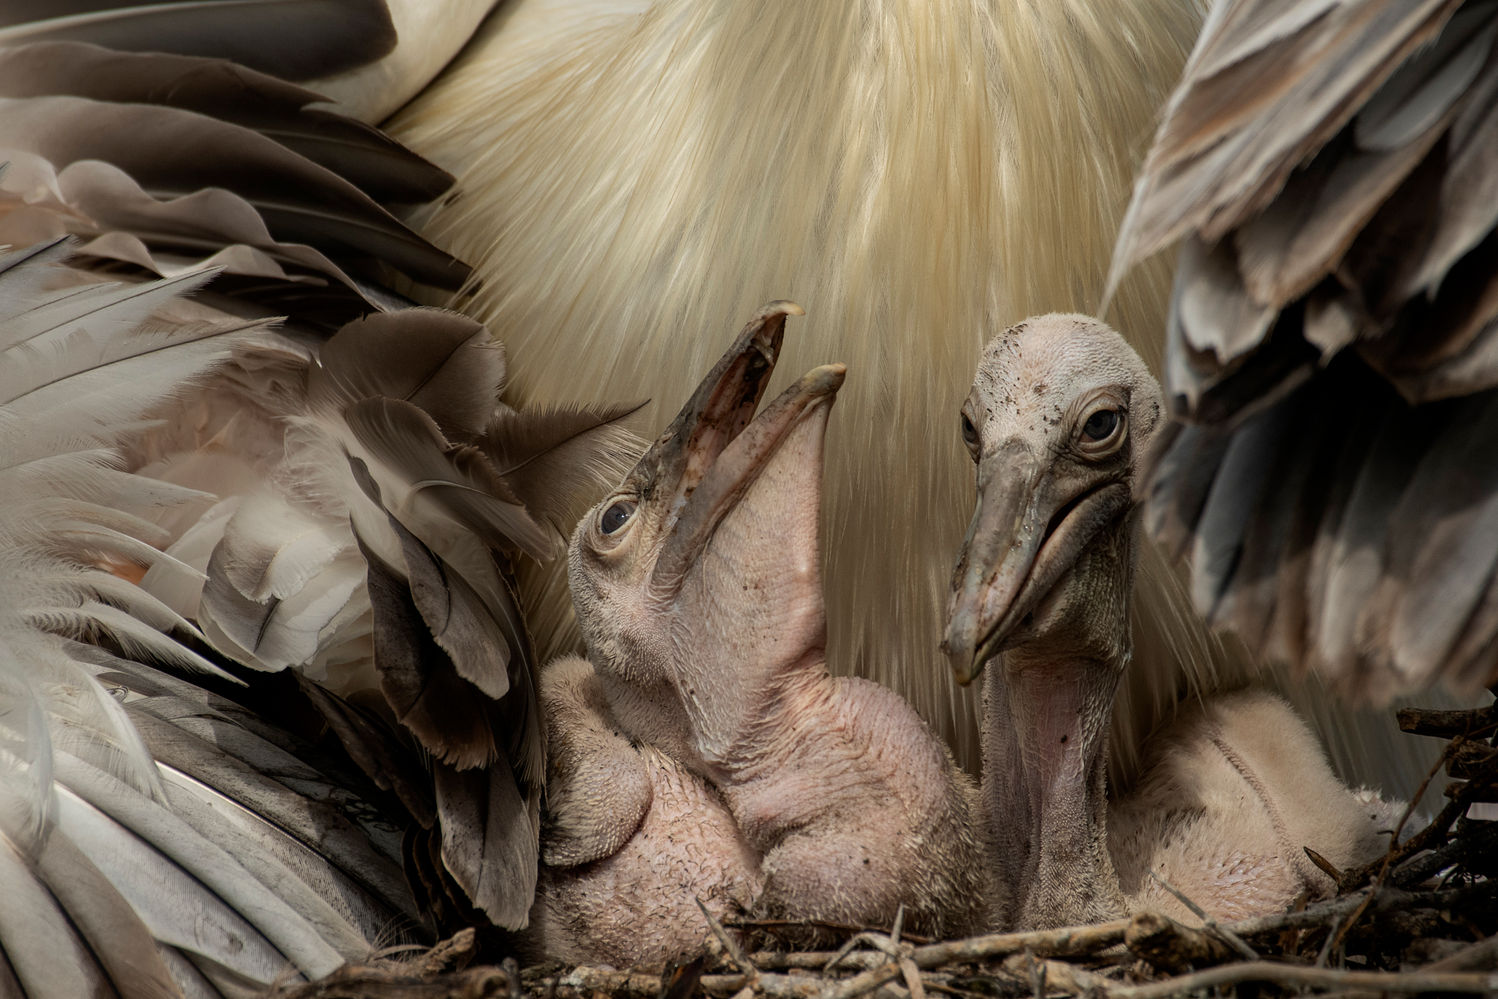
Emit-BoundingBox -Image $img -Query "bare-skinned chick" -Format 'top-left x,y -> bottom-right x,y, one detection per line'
528,303 -> 987,965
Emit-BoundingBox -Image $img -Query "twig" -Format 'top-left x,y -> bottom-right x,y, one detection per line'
904,919 -> 1131,967
898,955 -> 927,999
887,906 -> 927,999
1341,742 -> 1459,893
698,898 -> 758,980
1314,912 -> 1343,969
1391,817 -> 1498,889
1425,934 -> 1498,973
1222,880 -> 1496,939
1107,961 -> 1497,998
817,962 -> 902,999
268,965 -> 511,998
543,967 -> 838,999
731,919 -> 933,946
1021,951 -> 1044,999
1146,870 -> 1258,961
1124,911 -> 1233,972
1303,847 -> 1342,883
1003,954 -> 1113,996
753,952 -> 883,972
1396,706 -> 1497,740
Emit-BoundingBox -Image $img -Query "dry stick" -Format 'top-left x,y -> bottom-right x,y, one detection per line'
1224,880 -> 1496,939
760,952 -> 884,972
812,906 -> 927,999
1123,911 -> 1233,972
1334,748 -> 1473,955
1022,952 -> 1045,999
1003,956 -> 1114,996
1425,933 -> 1498,973
887,906 -> 928,999
1106,962 -> 1498,998
734,920 -> 934,946
763,920 -> 1131,975
904,918 -> 1131,968
817,963 -> 903,999
697,898 -> 759,999
1303,846 -> 1342,883
1396,706 -> 1498,740
1146,870 -> 1259,961
698,898 -> 758,978
898,956 -> 928,999
1341,739 -> 1458,892
1314,912 -> 1343,969
823,932 -> 888,974
548,966 -> 844,999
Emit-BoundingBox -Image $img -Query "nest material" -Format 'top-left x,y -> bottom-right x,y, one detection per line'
270,700 -> 1498,999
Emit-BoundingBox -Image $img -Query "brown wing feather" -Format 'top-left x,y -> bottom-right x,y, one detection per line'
0,41 -> 454,203
0,0 -> 396,82
1122,0 -> 1498,694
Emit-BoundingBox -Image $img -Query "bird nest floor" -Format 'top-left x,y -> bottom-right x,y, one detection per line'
269,700 -> 1497,999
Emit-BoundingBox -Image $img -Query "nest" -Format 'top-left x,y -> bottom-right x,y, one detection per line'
270,700 -> 1497,999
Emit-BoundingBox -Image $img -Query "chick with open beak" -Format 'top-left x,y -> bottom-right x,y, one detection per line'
528,303 -> 986,965
943,315 -> 1394,930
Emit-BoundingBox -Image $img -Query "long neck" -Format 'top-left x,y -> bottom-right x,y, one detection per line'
984,647 -> 1126,928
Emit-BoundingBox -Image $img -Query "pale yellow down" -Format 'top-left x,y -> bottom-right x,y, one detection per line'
389,0 -> 1420,784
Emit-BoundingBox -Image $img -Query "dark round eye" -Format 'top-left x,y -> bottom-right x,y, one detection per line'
599,500 -> 636,535
960,412 -> 979,449
1081,409 -> 1120,443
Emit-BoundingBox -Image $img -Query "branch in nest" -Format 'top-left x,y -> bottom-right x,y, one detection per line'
1222,880 -> 1497,940
266,965 -> 514,999
1105,961 -> 1497,998
1124,911 -> 1234,973
905,918 -> 1131,966
1396,706 -> 1497,740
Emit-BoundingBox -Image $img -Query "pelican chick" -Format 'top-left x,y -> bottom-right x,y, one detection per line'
944,314 -> 1395,929
532,303 -> 986,965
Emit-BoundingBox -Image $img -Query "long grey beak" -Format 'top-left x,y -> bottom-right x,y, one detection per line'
941,443 -> 1130,685
628,301 -> 802,509
654,362 -> 846,590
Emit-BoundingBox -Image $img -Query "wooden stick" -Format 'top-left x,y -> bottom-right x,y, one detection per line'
817,962 -> 902,999
539,966 -> 845,999
1002,954 -> 1114,995
904,919 -> 1131,967
698,897 -> 758,979
1124,911 -> 1233,972
1146,870 -> 1259,961
1221,880 -> 1496,939
1396,706 -> 1496,740
1425,934 -> 1498,973
1107,961 -> 1497,998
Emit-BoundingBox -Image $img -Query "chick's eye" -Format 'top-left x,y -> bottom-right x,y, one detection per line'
960,413 -> 979,449
599,500 -> 636,535
1081,409 -> 1120,443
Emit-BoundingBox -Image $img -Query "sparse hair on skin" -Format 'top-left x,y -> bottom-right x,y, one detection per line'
391,0 -> 1434,793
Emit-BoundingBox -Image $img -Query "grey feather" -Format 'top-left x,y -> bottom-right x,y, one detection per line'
0,41 -> 454,203
344,397 -> 554,559
310,309 -> 507,437
1123,0 -> 1498,693
435,759 -> 539,932
0,1 -> 397,82
0,94 -> 466,289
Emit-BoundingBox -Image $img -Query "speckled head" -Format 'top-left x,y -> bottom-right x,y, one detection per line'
942,314 -> 1163,684
567,302 -> 845,761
